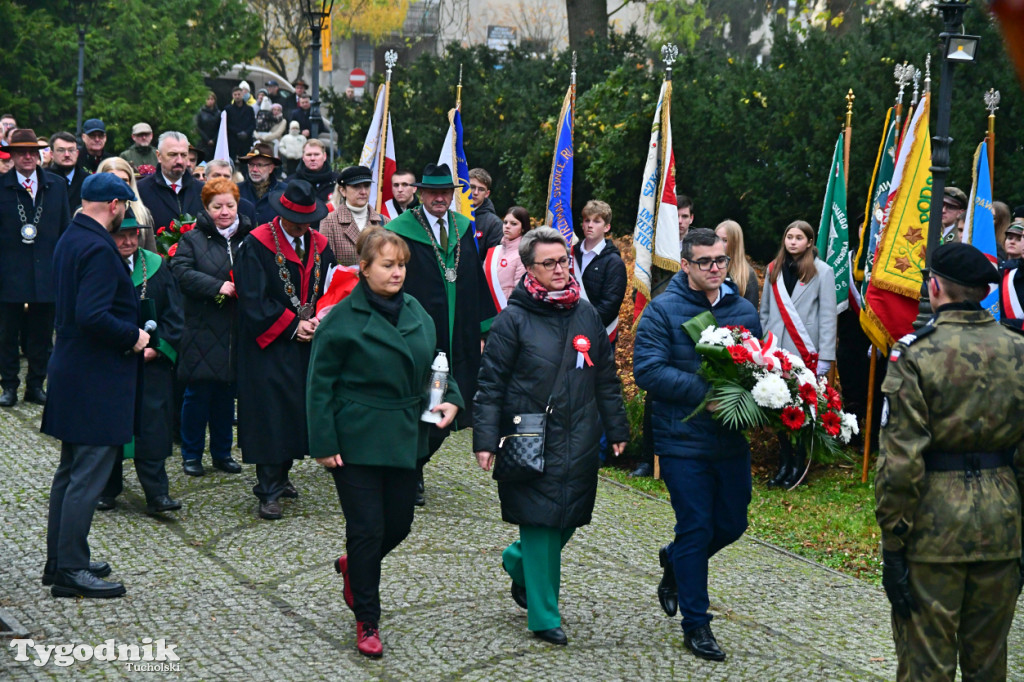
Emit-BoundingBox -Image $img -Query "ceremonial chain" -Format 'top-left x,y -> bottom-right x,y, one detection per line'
139,252 -> 148,300
413,208 -> 460,282
17,188 -> 44,244
271,222 -> 321,320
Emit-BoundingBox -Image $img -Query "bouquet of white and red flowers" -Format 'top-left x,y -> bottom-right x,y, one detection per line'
682,311 -> 858,462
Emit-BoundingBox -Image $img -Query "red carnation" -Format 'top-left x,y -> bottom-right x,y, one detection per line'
773,350 -> 793,372
725,325 -> 750,334
798,383 -> 818,405
136,164 -> 156,176
821,410 -> 841,436
180,222 -> 196,234
167,243 -> 178,257
780,406 -> 805,430
727,345 -> 752,364
825,387 -> 842,411
156,226 -> 166,235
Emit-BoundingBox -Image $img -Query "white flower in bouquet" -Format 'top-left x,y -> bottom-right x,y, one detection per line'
780,349 -> 805,369
796,368 -> 816,387
839,412 -> 860,444
698,325 -> 733,347
751,372 -> 791,409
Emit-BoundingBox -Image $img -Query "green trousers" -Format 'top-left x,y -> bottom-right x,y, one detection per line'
503,525 -> 576,632
893,559 -> 1018,682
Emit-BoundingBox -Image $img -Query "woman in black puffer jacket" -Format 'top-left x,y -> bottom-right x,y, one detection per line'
474,227 -> 629,647
170,178 -> 253,477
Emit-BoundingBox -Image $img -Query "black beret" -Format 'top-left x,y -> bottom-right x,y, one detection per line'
930,242 -> 999,287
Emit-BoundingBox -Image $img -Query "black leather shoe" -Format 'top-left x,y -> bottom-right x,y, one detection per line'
629,462 -> 654,478
781,457 -> 807,489
0,388 -> 17,407
258,499 -> 283,520
414,473 -> 425,507
182,460 -> 205,477
51,569 -> 125,598
42,560 -> 111,586
212,457 -> 242,474
533,627 -> 568,645
684,624 -> 726,661
280,481 -> 298,498
146,495 -> 182,514
658,545 -> 678,617
767,452 -> 792,488
24,387 -> 46,405
511,581 -> 528,609
95,496 -> 116,511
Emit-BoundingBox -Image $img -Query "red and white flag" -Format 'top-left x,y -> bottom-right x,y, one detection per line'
359,85 -> 397,218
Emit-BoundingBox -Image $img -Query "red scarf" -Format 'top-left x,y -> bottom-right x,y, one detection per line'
523,271 -> 581,310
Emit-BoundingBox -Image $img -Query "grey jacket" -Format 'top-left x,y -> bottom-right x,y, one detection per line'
758,257 -> 837,362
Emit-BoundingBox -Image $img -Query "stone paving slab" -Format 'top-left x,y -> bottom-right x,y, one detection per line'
1,399 -> 1023,680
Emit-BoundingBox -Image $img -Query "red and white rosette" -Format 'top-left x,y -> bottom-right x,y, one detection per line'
573,334 -> 593,369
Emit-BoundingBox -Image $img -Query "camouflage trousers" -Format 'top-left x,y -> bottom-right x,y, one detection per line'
892,559 -> 1018,682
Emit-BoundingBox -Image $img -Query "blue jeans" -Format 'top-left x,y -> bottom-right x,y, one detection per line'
660,452 -> 751,631
180,381 -> 235,462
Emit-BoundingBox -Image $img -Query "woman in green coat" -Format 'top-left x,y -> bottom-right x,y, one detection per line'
306,227 -> 462,659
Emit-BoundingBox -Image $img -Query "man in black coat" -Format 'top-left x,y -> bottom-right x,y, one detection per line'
386,163 -> 497,505
225,86 -> 256,160
237,143 -> 287,226
289,139 -> 336,203
289,93 -> 312,138
42,173 -> 150,599
80,118 -> 112,173
572,200 -> 627,346
234,180 -> 335,520
137,131 -> 204,231
49,131 -> 88,212
468,168 -> 504,257
97,212 -> 184,515
0,129 -> 71,407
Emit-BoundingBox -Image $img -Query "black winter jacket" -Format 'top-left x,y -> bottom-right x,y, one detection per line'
473,285 -> 629,529
473,197 -> 503,258
170,210 -> 254,384
572,239 -> 628,332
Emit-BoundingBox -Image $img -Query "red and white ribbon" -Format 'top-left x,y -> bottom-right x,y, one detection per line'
767,263 -> 819,372
1002,268 -> 1023,319
573,335 -> 593,369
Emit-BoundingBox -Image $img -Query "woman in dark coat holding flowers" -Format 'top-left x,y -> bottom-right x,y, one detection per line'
307,227 -> 461,659
473,227 -> 629,646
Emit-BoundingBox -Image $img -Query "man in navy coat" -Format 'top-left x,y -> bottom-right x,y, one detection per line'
136,131 -> 204,232
41,173 -> 151,599
0,129 -> 70,407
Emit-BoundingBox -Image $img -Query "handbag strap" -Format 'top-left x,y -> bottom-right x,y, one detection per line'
543,314 -> 581,413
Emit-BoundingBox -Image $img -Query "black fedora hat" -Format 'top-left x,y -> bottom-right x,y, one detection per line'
5,129 -> 46,151
413,163 -> 459,190
269,179 -> 328,223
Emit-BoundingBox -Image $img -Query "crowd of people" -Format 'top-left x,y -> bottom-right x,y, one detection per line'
4,80 -> 1024,678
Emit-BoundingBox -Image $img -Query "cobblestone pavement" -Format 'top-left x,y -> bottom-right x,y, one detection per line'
2,399 -> 1023,680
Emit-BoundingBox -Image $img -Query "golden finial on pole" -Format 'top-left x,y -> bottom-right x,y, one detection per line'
456,63 -> 463,110
843,89 -> 854,193
985,88 -> 1000,190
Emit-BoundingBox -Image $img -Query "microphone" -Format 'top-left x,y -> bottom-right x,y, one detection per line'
126,320 -> 158,356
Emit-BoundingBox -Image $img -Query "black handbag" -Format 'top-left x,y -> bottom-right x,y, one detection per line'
492,333 -> 575,483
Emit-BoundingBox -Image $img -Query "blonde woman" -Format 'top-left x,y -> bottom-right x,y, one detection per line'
97,157 -> 158,253
714,220 -> 759,308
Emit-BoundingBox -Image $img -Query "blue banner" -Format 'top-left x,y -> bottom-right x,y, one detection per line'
546,87 -> 574,246
966,140 -> 999,318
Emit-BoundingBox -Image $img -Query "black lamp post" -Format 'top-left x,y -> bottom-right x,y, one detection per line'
71,0 -> 98,137
301,0 -> 335,141
918,1 -> 979,320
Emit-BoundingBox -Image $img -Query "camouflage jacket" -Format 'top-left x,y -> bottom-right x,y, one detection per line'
875,306 -> 1024,562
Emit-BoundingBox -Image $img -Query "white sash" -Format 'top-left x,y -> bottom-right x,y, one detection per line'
770,267 -> 817,357
483,245 -> 508,311
1003,268 -> 1024,318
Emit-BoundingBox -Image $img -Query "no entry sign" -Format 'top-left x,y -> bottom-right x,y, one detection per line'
349,68 -> 367,88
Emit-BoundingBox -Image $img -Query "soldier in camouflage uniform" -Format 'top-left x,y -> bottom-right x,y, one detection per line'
875,241 -> 1024,682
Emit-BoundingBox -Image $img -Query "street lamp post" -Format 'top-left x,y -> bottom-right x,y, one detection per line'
302,0 -> 335,142
918,0 -> 979,320
72,0 -> 97,137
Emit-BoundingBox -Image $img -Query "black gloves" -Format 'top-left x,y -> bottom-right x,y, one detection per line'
882,549 -> 918,619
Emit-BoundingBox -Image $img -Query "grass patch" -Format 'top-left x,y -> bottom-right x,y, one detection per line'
601,462 -> 881,584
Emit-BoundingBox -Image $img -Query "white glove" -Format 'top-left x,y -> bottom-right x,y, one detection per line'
816,360 -> 832,377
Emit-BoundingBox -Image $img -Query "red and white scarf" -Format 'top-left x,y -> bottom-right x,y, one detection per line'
767,262 -> 819,372
523,271 -> 580,310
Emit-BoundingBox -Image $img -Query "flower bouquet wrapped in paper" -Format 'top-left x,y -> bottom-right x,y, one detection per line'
682,310 -> 857,462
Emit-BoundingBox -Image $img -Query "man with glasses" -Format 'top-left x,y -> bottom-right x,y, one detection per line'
0,129 -> 71,407
468,168 -> 503,257
633,228 -> 760,662
386,163 -> 496,506
384,169 -> 418,217
137,131 -> 204,232
119,122 -> 158,171
80,119 -> 112,173
49,131 -> 87,211
237,143 -> 286,225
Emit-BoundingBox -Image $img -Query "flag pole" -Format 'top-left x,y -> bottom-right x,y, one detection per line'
456,63 -> 463,111
843,89 -> 854,193
893,62 -> 913,131
861,350 -> 877,483
376,50 -> 397,213
984,88 -> 999,192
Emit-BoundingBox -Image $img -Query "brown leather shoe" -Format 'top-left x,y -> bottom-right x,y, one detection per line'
258,499 -> 282,520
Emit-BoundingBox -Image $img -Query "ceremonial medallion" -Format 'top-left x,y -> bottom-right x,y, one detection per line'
445,267 -> 457,283
20,224 -> 37,244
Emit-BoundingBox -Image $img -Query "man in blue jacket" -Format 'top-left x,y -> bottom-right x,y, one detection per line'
633,228 -> 761,662
41,173 -> 151,599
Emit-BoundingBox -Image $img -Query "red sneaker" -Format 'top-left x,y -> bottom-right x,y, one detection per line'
334,555 -> 354,610
356,620 -> 383,658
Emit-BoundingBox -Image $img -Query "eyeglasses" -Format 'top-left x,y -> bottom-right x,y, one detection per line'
535,257 -> 570,271
54,148 -> 78,155
686,256 -> 731,271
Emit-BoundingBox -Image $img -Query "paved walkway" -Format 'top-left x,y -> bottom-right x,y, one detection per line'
2,400 -> 1023,680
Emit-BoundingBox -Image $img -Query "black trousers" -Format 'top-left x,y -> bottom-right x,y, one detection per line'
46,442 -> 119,571
253,460 -> 294,502
0,301 -> 54,391
639,393 -> 655,466
102,457 -> 170,503
331,463 -> 418,623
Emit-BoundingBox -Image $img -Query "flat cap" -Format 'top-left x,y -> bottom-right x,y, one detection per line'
337,165 -> 372,186
1006,220 -> 1024,236
943,186 -> 967,209
930,241 -> 998,287
81,173 -> 137,202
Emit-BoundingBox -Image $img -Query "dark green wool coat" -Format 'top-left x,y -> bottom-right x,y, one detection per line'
306,281 -> 463,469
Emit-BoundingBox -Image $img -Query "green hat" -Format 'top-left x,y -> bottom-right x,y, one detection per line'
413,163 -> 459,190
113,208 -> 149,232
